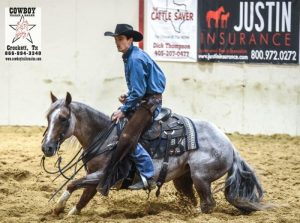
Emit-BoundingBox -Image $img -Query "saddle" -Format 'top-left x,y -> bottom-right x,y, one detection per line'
140,107 -> 198,159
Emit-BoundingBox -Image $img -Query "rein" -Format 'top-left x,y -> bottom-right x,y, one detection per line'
41,122 -> 116,201
40,147 -> 83,178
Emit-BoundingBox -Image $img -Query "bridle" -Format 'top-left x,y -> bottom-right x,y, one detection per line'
41,106 -> 73,179
41,106 -> 71,155
56,107 -> 72,152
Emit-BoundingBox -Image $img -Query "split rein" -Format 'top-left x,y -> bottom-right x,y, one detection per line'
41,122 -> 116,201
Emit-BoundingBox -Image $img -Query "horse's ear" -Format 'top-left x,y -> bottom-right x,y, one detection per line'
65,92 -> 72,106
50,91 -> 57,103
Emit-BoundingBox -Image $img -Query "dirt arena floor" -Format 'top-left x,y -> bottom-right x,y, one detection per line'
0,126 -> 299,223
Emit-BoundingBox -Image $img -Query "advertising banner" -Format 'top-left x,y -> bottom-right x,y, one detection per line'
198,0 -> 300,63
146,0 -> 197,62
5,7 -> 42,62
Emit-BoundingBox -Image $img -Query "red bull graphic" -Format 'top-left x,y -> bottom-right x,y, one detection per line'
206,6 -> 225,28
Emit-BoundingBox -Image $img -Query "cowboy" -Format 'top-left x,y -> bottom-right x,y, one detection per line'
100,24 -> 166,191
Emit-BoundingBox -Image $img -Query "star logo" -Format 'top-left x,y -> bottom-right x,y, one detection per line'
9,15 -> 36,44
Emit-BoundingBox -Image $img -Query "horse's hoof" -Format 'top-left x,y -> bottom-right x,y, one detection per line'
68,206 -> 80,216
200,205 -> 215,214
53,190 -> 70,215
53,207 -> 64,216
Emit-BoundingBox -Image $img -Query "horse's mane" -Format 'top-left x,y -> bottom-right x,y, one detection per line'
72,101 -> 111,127
46,99 -> 111,128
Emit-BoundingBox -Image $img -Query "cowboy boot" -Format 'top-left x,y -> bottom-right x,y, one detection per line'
128,176 -> 156,190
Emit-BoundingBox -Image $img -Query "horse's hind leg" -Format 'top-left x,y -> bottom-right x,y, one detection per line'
191,176 -> 216,213
173,172 -> 197,206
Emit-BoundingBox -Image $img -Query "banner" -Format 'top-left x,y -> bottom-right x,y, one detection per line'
146,0 -> 197,62
5,7 -> 42,62
198,0 -> 300,63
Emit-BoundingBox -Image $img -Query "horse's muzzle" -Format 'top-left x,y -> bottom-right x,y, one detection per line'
42,142 -> 57,157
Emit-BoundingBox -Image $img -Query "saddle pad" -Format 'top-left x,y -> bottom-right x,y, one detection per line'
182,116 -> 198,151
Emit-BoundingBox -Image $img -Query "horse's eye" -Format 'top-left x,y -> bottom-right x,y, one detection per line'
59,116 -> 68,122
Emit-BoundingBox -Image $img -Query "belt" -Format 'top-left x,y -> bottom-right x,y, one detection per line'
143,93 -> 162,100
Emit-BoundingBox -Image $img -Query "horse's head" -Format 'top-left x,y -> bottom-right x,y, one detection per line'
219,6 -> 225,13
42,92 -> 74,157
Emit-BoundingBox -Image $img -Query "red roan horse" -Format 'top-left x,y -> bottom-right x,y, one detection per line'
41,92 -> 266,216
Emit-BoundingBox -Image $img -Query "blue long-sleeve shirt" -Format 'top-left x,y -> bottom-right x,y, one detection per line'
120,45 -> 166,113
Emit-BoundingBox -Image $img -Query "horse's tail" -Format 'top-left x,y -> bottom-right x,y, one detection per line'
224,149 -> 265,212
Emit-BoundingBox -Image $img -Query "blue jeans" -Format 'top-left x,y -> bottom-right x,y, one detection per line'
130,143 -> 154,179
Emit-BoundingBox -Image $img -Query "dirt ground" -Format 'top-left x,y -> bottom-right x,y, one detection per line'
0,126 -> 299,223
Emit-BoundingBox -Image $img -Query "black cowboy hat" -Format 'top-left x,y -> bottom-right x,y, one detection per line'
104,24 -> 143,42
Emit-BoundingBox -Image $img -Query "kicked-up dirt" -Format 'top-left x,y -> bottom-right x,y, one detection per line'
0,126 -> 299,223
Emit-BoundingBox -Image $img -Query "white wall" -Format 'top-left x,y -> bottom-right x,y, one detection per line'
0,0 -> 299,135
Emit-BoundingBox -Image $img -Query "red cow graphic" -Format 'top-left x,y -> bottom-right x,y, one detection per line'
221,12 -> 230,28
206,6 -> 225,28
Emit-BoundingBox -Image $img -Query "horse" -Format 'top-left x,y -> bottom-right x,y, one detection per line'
221,12 -> 230,28
206,6 -> 225,28
41,92 -> 265,216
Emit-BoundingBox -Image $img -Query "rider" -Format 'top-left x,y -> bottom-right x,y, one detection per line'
100,24 -> 166,191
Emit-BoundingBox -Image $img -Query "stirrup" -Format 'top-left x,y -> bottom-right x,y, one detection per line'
140,175 -> 149,188
141,175 -> 156,191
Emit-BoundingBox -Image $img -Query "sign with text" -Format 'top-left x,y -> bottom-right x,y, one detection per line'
146,0 -> 197,62
198,0 -> 300,63
5,7 -> 42,62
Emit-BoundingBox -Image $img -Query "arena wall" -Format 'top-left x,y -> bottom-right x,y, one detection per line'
0,0 -> 299,135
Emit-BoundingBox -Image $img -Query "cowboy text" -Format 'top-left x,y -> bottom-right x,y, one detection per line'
9,7 -> 36,16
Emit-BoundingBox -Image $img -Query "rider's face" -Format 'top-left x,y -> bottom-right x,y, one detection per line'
114,35 -> 133,53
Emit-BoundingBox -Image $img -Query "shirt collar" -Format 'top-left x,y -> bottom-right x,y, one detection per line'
122,44 -> 134,62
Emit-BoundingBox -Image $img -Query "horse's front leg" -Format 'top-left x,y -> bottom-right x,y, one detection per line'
53,177 -> 86,215
53,190 -> 71,215
54,170 -> 102,215
68,185 -> 97,215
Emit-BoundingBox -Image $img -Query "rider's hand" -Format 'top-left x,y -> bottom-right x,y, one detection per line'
112,109 -> 125,123
118,94 -> 127,104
